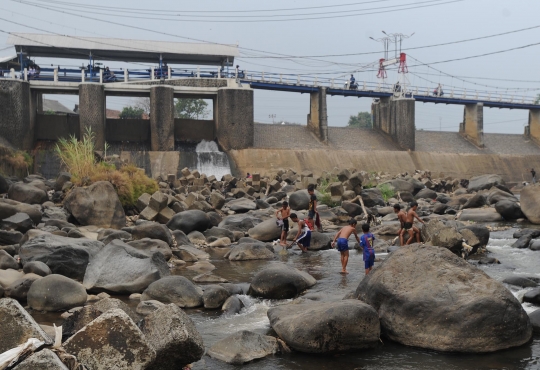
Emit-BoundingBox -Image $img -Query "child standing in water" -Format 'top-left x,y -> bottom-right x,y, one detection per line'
331,219 -> 360,274
275,201 -> 291,247
360,223 -> 376,275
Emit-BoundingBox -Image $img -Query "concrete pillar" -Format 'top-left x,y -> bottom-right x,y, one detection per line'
216,87 -> 254,150
150,85 -> 175,151
307,87 -> 328,143
372,97 -> 415,151
36,92 -> 43,114
78,83 -> 106,150
528,109 -> 540,146
0,80 -> 34,150
460,103 -> 484,148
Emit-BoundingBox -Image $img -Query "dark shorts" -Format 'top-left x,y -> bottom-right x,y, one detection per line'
365,257 -> 375,269
308,210 -> 316,219
337,238 -> 349,252
297,230 -> 311,248
403,222 -> 413,230
282,219 -> 289,232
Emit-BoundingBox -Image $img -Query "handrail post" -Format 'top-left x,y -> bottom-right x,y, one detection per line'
99,69 -> 103,84
23,68 -> 27,81
197,67 -> 200,78
168,65 -> 171,79
151,67 -> 155,80
124,69 -> 128,82
331,79 -> 334,88
314,77 -> 318,86
10,68 -> 15,79
363,81 -> 366,91
262,72 -> 265,82
279,74 -> 282,83
218,67 -> 221,78
297,75 -> 300,85
81,69 -> 85,82
54,68 -> 58,82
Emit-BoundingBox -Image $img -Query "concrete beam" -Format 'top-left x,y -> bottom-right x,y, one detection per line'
216,87 -> 254,150
150,85 -> 175,151
0,80 -> 34,150
372,97 -> 415,151
460,103 -> 484,148
79,83 -> 106,150
527,109 -> 540,146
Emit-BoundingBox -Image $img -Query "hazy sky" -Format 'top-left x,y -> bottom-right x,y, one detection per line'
1,0 -> 539,134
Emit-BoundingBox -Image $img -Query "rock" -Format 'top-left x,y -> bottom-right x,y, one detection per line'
467,174 -> 505,193
136,300 -> 165,316
208,237 -> 231,247
64,181 -> 125,229
255,199 -> 271,209
267,300 -> 379,353
373,221 -> 401,236
225,243 -> 274,261
530,309 -> 540,334
141,276 -> 203,308
98,230 -> 132,245
458,208 -> 503,222
148,191 -> 168,212
193,273 -> 228,283
0,269 -> 24,289
248,264 -> 316,299
0,249 -> 19,269
28,274 -> 87,311
19,234 -> 104,280
127,238 -> 172,260
222,295 -> 244,315
187,230 -> 206,244
342,201 -> 363,217
186,260 -> 215,273
503,276 -> 538,288
218,214 -> 261,232
415,188 -> 437,200
203,284 -> 231,309
63,309 -> 155,370
22,260 -> 51,276
361,188 -> 385,207
208,330 -> 281,364
0,229 -> 23,245
288,190 -> 310,210
67,228 -> 86,238
0,212 -> 34,233
0,174 -> 10,194
384,179 -> 414,194
523,287 -> 540,304
203,226 -> 234,241
14,348 -> 68,370
512,235 -> 532,249
167,210 -> 211,234
513,228 -> 540,239
520,185 -> 540,224
487,188 -> 518,205
308,232 -> 332,251
354,244 -> 532,352
0,298 -> 52,353
248,218 -> 282,242
227,198 -> 257,213
433,202 -> 449,214
530,240 -> 540,251
462,193 -> 486,209
421,220 -> 463,254
458,225 -> 490,252
4,273 -> 41,301
171,229 -> 192,246
219,283 -> 245,295
141,304 -> 204,369
83,240 -> 170,294
54,172 -> 72,192
477,257 -> 500,265
495,200 -> 525,220
8,183 -> 48,204
210,191 -> 226,209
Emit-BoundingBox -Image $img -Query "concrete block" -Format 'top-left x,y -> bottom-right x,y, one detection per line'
329,182 -> 344,197
252,181 -> 261,192
252,173 -> 261,182
337,169 -> 351,182
167,174 -> 176,183
192,170 -> 201,179
139,207 -> 158,221
181,168 -> 191,177
136,193 -> 151,212
149,191 -> 168,212
171,202 -> 186,213
245,186 -> 256,196
232,188 -> 246,198
269,180 -> 281,191
210,192 -> 226,209
301,171 -> 314,180
156,207 -> 175,224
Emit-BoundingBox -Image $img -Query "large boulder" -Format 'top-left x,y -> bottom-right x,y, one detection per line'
141,304 -> 204,369
64,181 -> 125,229
166,210 -> 211,234
248,264 -> 316,299
486,188 -> 518,205
0,212 -> 34,233
0,174 -> 10,194
227,198 -> 257,213
495,200 -> 525,220
530,309 -> 540,334
8,183 -> 48,204
218,214 -> 261,232
141,276 -> 203,308
384,179 -> 415,194
354,244 -> 532,352
248,218 -> 282,242
225,243 -> 274,261
308,232 -> 332,251
23,261 -> 51,277
203,226 -> 235,242
126,238 -> 172,260
341,201 -> 363,217
414,188 -> 437,200
360,189 -> 385,207
462,193 -> 486,209
0,199 -> 43,224
267,300 -> 379,353
0,298 -> 52,353
520,185 -> 540,224
467,174 -> 505,193
14,348 -> 68,370
458,208 -> 503,222
128,222 -> 174,246
27,274 -> 87,311
83,240 -> 170,294
0,249 -> 19,269
421,219 -> 463,254
4,273 -> 41,301
19,234 -> 104,280
288,190 -> 310,210
202,285 -> 231,309
63,309 -> 155,370
208,330 -> 282,364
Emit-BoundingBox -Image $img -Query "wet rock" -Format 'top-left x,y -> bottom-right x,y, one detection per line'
477,257 -> 500,265
458,208 -> 503,222
220,283 -> 246,295
530,240 -> 540,251
308,232 -> 332,251
4,273 -> 41,301
248,264 -> 316,299
22,261 -> 51,277
354,244 -> 532,352
136,300 -> 165,316
225,243 -> 274,261
128,222 -> 174,246
13,348 -> 68,370
64,181 -> 125,229
19,234 -> 104,280
512,235 -> 532,249
63,309 -> 155,370
0,249 -> 19,269
503,276 -> 538,288
208,330 -> 281,364
513,228 -> 540,239
467,174 -> 505,193
193,273 -> 228,283
495,200 -> 525,220
28,274 -> 87,312
268,300 -> 379,353
530,309 -> 540,334
141,276 -> 203,308
167,210 -> 211,234
141,304 -> 204,369
202,284 -> 231,309
127,238 -> 172,260
8,183 -> 48,205
248,218 -> 282,242
0,298 -> 52,353
222,295 -> 244,315
523,287 -> 540,304
83,239 -> 170,294
218,214 -> 261,232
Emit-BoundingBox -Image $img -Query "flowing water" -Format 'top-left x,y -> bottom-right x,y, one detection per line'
194,140 -> 231,180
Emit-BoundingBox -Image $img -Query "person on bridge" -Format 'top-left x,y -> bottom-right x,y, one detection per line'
433,83 -> 444,97
349,74 -> 356,89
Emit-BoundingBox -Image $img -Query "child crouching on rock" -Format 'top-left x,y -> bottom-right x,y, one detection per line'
331,219 -> 360,274
289,213 -> 311,253
360,223 -> 376,275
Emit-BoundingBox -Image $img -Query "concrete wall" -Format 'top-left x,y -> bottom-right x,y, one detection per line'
460,103 -> 484,148
372,97 -> 415,150
79,83 -> 106,150
106,119 -> 150,142
150,86 -> 175,151
0,80 -> 33,150
35,114 -> 80,141
174,119 -> 215,142
528,109 -> 540,146
216,88 -> 254,150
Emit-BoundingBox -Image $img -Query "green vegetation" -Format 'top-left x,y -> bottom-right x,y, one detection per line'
317,176 -> 340,207
347,112 -> 372,128
0,150 -> 33,175
175,98 -> 209,120
55,128 -> 158,207
377,183 -> 395,202
44,109 -> 56,115
119,106 -> 145,119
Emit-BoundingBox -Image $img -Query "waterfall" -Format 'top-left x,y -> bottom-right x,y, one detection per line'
195,140 -> 231,180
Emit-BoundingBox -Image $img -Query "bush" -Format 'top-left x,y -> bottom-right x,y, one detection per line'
55,128 -> 158,207
377,183 -> 395,202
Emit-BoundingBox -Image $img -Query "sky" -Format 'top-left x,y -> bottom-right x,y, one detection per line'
1,0 -> 539,134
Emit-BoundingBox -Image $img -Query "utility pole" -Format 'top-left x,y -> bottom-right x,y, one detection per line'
269,114 -> 276,124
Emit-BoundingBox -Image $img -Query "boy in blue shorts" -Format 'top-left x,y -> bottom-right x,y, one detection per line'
331,219 -> 360,274
360,223 -> 375,275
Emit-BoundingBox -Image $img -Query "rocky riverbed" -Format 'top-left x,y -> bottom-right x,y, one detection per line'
0,167 -> 539,369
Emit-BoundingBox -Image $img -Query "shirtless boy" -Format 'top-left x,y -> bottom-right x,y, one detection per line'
393,204 -> 407,246
275,201 -> 291,246
331,219 -> 360,274
404,201 -> 425,245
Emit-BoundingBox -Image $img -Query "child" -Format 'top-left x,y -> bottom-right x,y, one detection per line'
289,213 -> 310,253
405,201 -> 425,245
307,185 -> 323,232
360,223 -> 375,275
331,219 -> 360,274
275,201 -> 291,246
393,204 -> 407,246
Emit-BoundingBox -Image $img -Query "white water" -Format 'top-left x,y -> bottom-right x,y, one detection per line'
195,140 -> 231,180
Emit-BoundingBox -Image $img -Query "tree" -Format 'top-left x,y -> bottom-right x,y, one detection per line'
174,99 -> 209,120
348,112 -> 372,128
134,98 -> 150,115
119,106 -> 145,119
